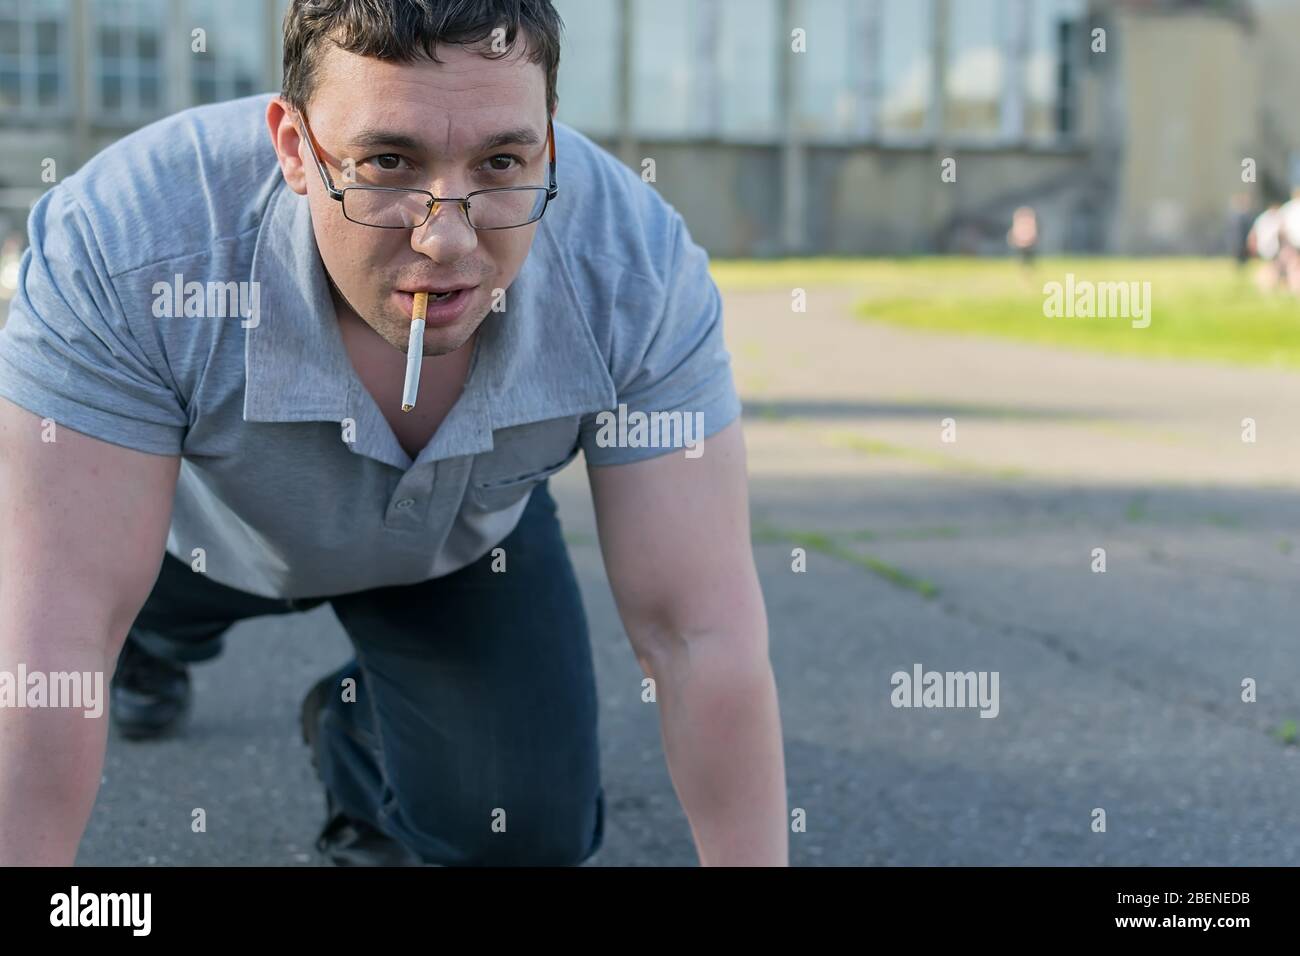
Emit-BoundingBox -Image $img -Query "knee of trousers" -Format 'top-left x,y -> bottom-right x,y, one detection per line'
387,782 -> 606,867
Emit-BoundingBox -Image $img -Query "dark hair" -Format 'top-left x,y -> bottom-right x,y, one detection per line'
282,0 -> 562,115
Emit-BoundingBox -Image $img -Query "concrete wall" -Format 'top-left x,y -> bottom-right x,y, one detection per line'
1252,0 -> 1300,195
589,138 -> 1100,258
1110,10 -> 1259,253
590,138 -> 785,257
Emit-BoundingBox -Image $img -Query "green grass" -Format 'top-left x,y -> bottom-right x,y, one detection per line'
712,257 -> 906,290
752,523 -> 939,599
846,526 -> 962,542
826,429 -> 1028,480
710,257 -> 1300,369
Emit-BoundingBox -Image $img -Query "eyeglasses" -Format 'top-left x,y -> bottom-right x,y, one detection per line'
296,110 -> 558,230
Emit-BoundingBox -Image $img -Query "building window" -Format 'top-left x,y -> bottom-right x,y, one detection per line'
0,0 -> 71,117
878,0 -> 932,138
552,0 -> 620,136
630,0 -> 702,136
93,0 -> 165,119
718,0 -> 778,138
188,0 -> 264,104
1025,0 -> 1085,141
944,0 -> 1006,139
793,0 -> 864,139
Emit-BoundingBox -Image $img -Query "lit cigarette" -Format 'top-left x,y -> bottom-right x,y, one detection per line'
401,292 -> 426,412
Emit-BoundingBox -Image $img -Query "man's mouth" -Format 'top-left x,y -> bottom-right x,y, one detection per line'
394,285 -> 479,327
403,284 -> 478,304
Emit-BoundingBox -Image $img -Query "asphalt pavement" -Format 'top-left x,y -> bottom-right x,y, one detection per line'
76,287 -> 1300,865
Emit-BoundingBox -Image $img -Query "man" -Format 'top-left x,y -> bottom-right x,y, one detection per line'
1248,201 -> 1284,294
1227,191 -> 1254,272
0,0 -> 786,867
1278,186 -> 1300,294
1006,205 -> 1038,269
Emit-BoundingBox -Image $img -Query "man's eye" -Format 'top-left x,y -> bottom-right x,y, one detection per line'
484,155 -> 521,172
367,154 -> 405,171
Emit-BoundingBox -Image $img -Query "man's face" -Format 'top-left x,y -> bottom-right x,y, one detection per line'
285,43 -> 551,356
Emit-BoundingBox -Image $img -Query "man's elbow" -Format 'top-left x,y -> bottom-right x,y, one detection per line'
624,591 -> 769,684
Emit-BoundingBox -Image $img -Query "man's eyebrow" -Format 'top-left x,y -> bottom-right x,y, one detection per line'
347,127 -> 543,155
348,129 -> 424,152
471,127 -> 542,154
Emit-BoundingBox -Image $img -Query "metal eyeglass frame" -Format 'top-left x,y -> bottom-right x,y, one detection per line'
295,110 -> 558,231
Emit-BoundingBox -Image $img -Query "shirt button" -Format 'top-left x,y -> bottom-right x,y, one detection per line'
395,498 -> 415,510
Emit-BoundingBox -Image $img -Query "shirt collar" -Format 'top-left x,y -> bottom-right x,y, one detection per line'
244,177 -> 616,466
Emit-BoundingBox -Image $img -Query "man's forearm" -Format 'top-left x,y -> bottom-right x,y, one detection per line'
0,631 -> 113,865
647,634 -> 788,866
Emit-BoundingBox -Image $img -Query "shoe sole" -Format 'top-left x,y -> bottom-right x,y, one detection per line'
115,723 -> 182,741
112,695 -> 192,741
300,673 -> 337,777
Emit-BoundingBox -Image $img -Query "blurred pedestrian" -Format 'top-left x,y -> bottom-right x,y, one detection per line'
1278,187 -> 1300,294
1228,192 -> 1254,271
1008,205 -> 1039,269
1248,201 -> 1284,293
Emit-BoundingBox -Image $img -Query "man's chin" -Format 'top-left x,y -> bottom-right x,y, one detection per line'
414,310 -> 486,357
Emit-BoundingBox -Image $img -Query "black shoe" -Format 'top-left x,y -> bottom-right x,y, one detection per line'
300,669 -> 425,867
110,635 -> 192,740
314,791 -> 426,866
299,670 -> 333,777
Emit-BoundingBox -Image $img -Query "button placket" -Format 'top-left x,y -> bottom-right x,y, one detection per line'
384,464 -> 436,529
421,457 -> 471,551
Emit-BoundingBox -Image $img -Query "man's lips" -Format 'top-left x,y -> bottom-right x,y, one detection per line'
393,286 -> 479,326
401,282 -> 479,296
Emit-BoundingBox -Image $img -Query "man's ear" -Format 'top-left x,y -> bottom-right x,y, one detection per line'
266,96 -> 309,196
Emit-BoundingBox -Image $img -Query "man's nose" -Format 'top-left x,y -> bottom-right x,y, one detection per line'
410,197 -> 478,260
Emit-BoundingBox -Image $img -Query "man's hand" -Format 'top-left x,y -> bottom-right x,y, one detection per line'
588,418 -> 787,865
0,398 -> 178,864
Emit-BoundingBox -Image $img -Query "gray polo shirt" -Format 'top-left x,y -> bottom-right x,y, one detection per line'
0,94 -> 740,599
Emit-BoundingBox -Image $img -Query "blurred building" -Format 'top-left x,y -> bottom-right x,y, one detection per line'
552,0 -> 1291,256
0,0 -> 1296,265
0,0 -> 284,309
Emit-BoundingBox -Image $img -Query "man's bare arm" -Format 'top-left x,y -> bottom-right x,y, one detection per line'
0,398 -> 179,864
588,418 -> 787,866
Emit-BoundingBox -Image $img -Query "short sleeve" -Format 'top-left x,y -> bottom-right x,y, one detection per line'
0,186 -> 187,456
579,213 -> 742,466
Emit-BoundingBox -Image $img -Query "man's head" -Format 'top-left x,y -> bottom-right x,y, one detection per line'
267,0 -> 563,355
